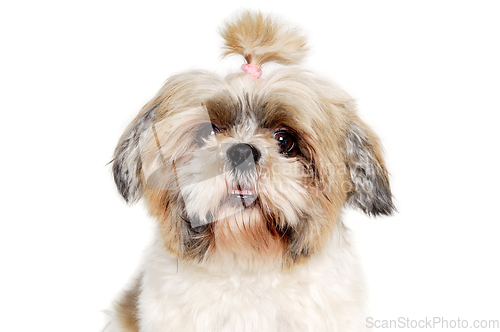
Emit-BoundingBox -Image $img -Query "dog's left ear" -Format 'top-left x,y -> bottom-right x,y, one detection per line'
112,103 -> 158,204
345,117 -> 395,216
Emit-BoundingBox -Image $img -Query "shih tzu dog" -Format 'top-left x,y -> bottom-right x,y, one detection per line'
106,11 -> 394,332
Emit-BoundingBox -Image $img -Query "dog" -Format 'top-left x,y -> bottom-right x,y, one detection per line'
106,11 -> 394,332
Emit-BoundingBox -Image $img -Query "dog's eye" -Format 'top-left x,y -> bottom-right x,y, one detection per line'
274,131 -> 295,154
197,124 -> 220,143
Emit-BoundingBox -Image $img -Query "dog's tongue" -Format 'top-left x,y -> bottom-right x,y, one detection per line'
232,189 -> 254,196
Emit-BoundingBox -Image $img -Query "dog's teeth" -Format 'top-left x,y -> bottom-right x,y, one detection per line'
232,189 -> 254,195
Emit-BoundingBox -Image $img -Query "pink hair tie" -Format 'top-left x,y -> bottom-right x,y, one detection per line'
241,63 -> 262,79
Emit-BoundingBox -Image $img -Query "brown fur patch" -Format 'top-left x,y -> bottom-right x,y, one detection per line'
144,187 -> 183,258
203,94 -> 239,129
115,275 -> 142,332
212,206 -> 284,261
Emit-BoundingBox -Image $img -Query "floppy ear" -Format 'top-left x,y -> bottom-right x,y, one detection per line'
112,103 -> 158,203
345,118 -> 395,216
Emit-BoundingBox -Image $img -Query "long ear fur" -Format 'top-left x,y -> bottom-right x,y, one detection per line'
112,103 -> 158,203
345,118 -> 395,216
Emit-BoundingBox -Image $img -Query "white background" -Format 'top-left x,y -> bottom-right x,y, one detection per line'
1,1 -> 499,331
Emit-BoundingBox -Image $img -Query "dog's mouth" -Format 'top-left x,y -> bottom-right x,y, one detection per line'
230,182 -> 256,197
229,184 -> 257,207
230,188 -> 255,197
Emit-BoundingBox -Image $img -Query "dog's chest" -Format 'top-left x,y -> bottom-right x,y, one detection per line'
139,263 -> 341,331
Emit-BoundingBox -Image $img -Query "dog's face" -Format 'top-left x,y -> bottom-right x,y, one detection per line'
112,68 -> 394,271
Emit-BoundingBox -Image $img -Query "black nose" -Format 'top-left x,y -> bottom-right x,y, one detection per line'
227,143 -> 261,170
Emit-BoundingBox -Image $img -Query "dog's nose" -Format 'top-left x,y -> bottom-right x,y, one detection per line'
227,143 -> 260,171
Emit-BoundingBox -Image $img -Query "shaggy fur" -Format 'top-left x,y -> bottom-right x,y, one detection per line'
106,11 -> 394,332
221,11 -> 308,66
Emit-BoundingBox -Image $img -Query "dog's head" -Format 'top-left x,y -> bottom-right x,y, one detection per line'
112,11 -> 394,271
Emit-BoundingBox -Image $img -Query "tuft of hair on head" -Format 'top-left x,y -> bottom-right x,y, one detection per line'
220,10 -> 308,68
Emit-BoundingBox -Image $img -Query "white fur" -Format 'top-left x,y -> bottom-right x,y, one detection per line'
134,221 -> 368,332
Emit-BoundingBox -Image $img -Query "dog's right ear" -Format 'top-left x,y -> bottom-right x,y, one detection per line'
112,103 -> 158,204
